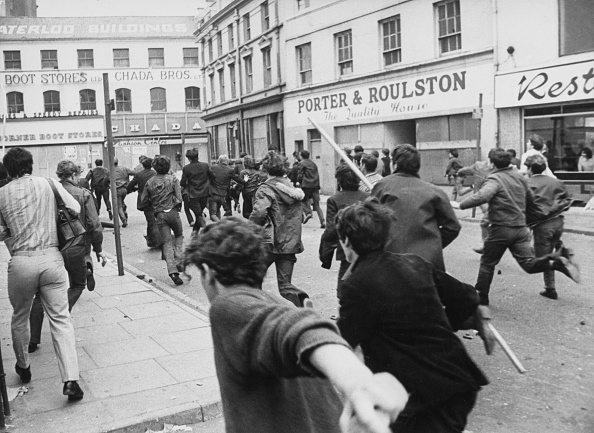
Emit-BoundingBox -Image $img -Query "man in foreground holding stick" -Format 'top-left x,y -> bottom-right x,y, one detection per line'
335,198 -> 489,433
182,217 -> 409,433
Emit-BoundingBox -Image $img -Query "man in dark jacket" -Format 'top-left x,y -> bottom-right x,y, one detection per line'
86,159 -> 112,220
457,149 -> 579,306
298,150 -> 325,228
525,154 -> 574,300
127,157 -> 161,248
180,149 -> 214,231
141,156 -> 184,286
336,199 -> 488,433
250,151 -> 311,308
208,155 -> 244,221
319,164 -> 368,299
113,158 -> 135,227
372,144 -> 460,271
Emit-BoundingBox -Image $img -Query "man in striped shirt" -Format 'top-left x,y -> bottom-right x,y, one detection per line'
0,147 -> 84,401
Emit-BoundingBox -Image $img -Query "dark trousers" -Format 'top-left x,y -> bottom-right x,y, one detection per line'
533,217 -> 564,289
116,187 -> 128,224
94,188 -> 111,214
302,187 -> 325,224
208,194 -> 231,221
30,245 -> 86,345
144,209 -> 162,247
263,247 -> 309,307
391,391 -> 477,433
336,260 -> 351,300
475,225 -> 552,299
188,196 -> 209,232
242,191 -> 255,219
156,209 -> 184,275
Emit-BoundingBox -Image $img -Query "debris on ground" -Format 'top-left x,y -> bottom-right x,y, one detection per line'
146,424 -> 193,433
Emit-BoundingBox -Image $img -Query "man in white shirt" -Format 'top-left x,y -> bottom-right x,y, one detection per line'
520,134 -> 556,178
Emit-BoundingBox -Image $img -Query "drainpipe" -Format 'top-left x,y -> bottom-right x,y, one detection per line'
492,0 -> 500,154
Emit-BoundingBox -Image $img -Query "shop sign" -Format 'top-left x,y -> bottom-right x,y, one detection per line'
286,64 -> 491,126
2,117 -> 105,147
495,60 -> 594,108
114,138 -> 165,147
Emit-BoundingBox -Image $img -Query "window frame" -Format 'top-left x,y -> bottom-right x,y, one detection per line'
262,47 -> 272,88
218,69 -> 226,103
244,55 -> 253,93
43,90 -> 61,112
261,1 -> 270,31
115,88 -> 132,112
77,49 -> 94,68
296,43 -> 312,86
436,0 -> 462,55
113,49 -> 130,68
150,87 -> 167,112
185,86 -> 201,111
208,39 -> 214,63
335,30 -> 353,76
380,15 -> 401,67
297,0 -> 310,11
6,91 -> 24,114
217,31 -> 223,58
559,0 -> 594,56
41,50 -> 58,69
4,51 -> 21,70
79,89 -> 96,111
148,48 -> 165,67
229,63 -> 237,99
228,24 -> 235,50
243,13 -> 251,42
183,48 -> 199,66
209,73 -> 216,104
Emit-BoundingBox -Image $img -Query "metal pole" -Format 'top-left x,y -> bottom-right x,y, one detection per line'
102,73 -> 124,276
0,341 -> 8,421
307,117 -> 373,190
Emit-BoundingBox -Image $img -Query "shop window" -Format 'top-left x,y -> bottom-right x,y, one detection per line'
417,114 -> 477,142
6,91 -> 24,114
243,13 -> 251,42
150,87 -> 167,112
77,49 -> 94,68
296,43 -> 312,85
297,0 -> 310,11
43,90 -> 60,112
229,63 -> 237,98
113,49 -> 130,67
217,31 -> 223,58
149,48 -> 165,67
308,128 -> 321,150
381,16 -> 401,67
228,24 -> 235,50
336,30 -> 353,76
185,86 -> 201,111
218,69 -> 226,103
244,56 -> 253,93
436,0 -> 461,55
209,73 -> 216,104
262,47 -> 272,87
560,0 -> 594,56
183,48 -> 199,66
115,88 -> 132,112
261,1 -> 270,31
4,51 -> 21,70
79,89 -> 96,111
41,50 -> 58,69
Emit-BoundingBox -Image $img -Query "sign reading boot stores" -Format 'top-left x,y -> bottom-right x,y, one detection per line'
495,60 -> 594,108
286,64 -> 491,126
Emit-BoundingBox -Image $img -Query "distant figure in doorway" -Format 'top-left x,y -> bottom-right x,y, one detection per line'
381,148 -> 392,176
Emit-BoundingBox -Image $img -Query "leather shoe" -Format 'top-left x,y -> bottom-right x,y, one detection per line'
554,257 -> 580,283
472,247 -> 484,254
540,289 -> 558,300
28,343 -> 38,353
15,363 -> 31,383
176,264 -> 184,273
170,273 -> 183,286
86,266 -> 95,291
63,381 -> 84,401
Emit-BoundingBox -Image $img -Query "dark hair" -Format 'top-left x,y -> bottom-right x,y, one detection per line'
261,151 -> 286,176
0,162 -> 7,181
142,157 -> 153,169
507,148 -> 517,158
239,152 -> 248,158
243,155 -> 256,169
114,158 -> 119,166
95,159 -> 103,166
183,217 -> 268,287
56,160 -> 79,179
335,164 -> 360,191
529,134 -> 544,151
186,149 -> 198,160
382,148 -> 390,156
336,197 -> 391,255
267,144 -> 278,151
489,148 -> 512,169
524,154 -> 546,174
582,147 -> 593,159
361,154 -> 378,173
300,150 -> 310,159
4,147 -> 33,178
153,156 -> 171,174
449,149 -> 459,158
344,147 -> 352,155
392,144 -> 420,174
371,150 -> 379,158
354,145 -> 364,154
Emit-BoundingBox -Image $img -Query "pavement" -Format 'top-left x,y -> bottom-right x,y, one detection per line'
0,186 -> 592,433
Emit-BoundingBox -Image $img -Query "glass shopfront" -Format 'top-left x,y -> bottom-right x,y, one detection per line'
524,102 -> 594,172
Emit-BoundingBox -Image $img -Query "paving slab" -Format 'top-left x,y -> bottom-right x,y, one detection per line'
151,327 -> 213,355
155,348 -> 217,382
119,310 -> 208,338
84,336 -> 170,368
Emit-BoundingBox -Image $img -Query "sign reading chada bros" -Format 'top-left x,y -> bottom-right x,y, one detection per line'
285,64 -> 492,127
495,60 -> 594,108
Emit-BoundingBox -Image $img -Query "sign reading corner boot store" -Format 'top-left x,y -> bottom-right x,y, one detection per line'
286,64 -> 492,127
495,60 -> 594,108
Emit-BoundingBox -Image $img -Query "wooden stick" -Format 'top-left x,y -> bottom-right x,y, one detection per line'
488,323 -> 527,374
307,117 -> 373,191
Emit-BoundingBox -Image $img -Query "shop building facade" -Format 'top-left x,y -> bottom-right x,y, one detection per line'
494,0 -> 594,185
1,16 -> 207,177
195,0 -> 285,162
282,0 -> 496,193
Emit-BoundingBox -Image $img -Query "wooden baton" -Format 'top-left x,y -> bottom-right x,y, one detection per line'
488,323 -> 527,374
